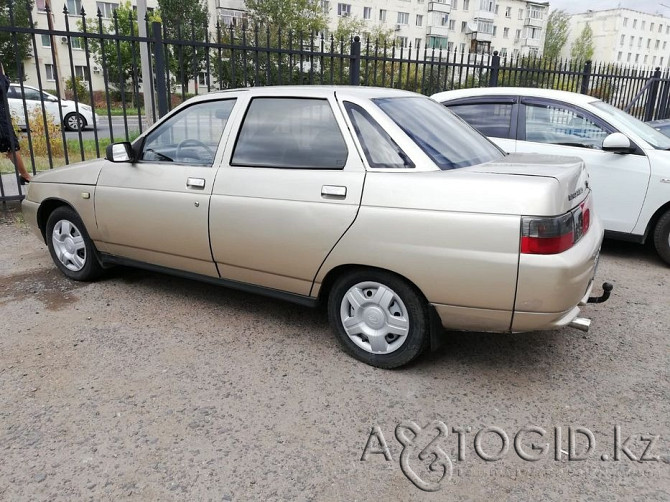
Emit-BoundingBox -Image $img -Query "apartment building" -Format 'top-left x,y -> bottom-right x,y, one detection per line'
444,0 -> 548,56
563,8 -> 670,68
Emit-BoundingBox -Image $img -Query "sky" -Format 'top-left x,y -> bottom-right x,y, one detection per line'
547,0 -> 670,16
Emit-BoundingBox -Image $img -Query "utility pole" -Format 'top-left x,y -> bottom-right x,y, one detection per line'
44,0 -> 65,99
136,0 -> 155,125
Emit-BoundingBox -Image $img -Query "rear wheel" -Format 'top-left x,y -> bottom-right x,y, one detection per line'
64,112 -> 85,132
46,206 -> 102,281
327,269 -> 430,368
653,209 -> 670,266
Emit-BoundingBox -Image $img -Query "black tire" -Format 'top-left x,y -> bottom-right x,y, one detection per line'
653,210 -> 670,266
46,206 -> 103,281
64,112 -> 85,132
327,269 -> 430,369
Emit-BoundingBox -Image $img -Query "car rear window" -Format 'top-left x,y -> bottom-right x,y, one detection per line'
373,96 -> 504,170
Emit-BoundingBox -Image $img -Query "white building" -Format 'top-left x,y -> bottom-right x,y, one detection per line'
563,8 -> 670,68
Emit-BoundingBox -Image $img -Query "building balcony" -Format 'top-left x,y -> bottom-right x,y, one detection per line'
522,37 -> 541,48
472,31 -> 493,42
427,25 -> 451,37
474,8 -> 495,21
216,0 -> 245,10
524,16 -> 543,27
428,2 -> 451,13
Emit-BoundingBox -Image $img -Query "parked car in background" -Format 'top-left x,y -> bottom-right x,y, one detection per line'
647,118 -> 670,137
8,84 -> 96,131
433,87 -> 670,266
22,86 -> 607,368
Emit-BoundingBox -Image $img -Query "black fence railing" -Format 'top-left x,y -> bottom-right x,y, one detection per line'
1,0 -> 670,202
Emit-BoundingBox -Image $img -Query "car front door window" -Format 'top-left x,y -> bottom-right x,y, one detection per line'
525,103 -> 610,149
140,99 -> 235,166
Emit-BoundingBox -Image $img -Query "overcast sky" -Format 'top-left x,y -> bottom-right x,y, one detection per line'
548,0 -> 670,16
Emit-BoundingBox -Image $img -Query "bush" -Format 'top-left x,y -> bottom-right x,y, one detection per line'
65,77 -> 91,105
15,108 -> 64,158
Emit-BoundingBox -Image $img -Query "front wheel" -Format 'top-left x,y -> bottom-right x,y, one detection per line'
46,206 -> 102,281
327,269 -> 430,368
653,210 -> 670,266
64,112 -> 85,132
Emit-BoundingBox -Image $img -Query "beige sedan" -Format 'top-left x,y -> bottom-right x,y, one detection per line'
22,86 -> 607,368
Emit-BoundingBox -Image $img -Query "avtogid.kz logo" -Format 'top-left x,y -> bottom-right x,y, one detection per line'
360,422 -> 664,492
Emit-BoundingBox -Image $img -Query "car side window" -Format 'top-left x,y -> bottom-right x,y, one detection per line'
344,102 -> 414,169
524,103 -> 610,149
21,88 -> 42,101
231,97 -> 348,169
140,99 -> 235,166
447,102 -> 513,139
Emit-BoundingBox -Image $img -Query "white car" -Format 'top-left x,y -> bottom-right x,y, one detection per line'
432,87 -> 670,266
8,84 -> 97,131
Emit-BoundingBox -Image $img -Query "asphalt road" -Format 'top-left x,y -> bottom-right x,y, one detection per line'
65,115 -> 145,142
1,204 -> 669,500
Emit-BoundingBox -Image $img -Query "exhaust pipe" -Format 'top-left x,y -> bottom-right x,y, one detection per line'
569,317 -> 591,332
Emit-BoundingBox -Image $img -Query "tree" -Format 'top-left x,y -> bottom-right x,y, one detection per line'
0,0 -> 34,80
245,0 -> 328,35
82,2 -> 158,93
158,0 -> 209,93
570,23 -> 594,61
543,9 -> 570,60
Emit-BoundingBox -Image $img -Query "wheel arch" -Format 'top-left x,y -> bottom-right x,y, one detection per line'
37,198 -> 79,241
643,200 -> 670,243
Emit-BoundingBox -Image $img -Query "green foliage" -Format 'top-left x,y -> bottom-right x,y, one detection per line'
65,76 -> 90,104
81,1 -> 159,92
571,23 -> 594,61
543,9 -> 570,60
245,0 -> 327,35
0,0 -> 34,80
158,0 -> 209,92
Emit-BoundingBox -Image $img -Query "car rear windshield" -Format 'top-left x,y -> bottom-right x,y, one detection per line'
373,96 -> 504,170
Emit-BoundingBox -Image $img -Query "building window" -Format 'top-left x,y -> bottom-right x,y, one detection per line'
528,6 -> 543,19
460,42 -> 466,53
397,36 -> 408,48
629,35 -> 634,47
480,0 -> 494,12
321,0 -> 329,12
659,24 -> 663,33
96,1 -> 117,18
505,6 -> 511,17
448,19 -> 455,30
363,6 -> 371,19
70,37 -> 83,50
627,53 -> 631,63
218,9 -> 246,27
635,54 -> 639,63
644,55 -> 648,64
660,57 -> 664,66
414,38 -> 421,49
41,34 -> 51,47
651,22 -> 655,31
463,0 -> 469,10
337,3 -> 351,16
416,14 -> 423,26
518,8 -> 523,20
198,71 -> 207,86
641,21 -> 645,30
478,20 -> 493,34
36,0 -> 46,11
397,11 -> 409,24
45,63 -> 55,81
503,27 -> 509,38
492,25 -> 497,36
647,38 -> 651,48
667,26 -> 670,35
452,0 -> 457,9
379,9 -> 386,21
637,37 -> 642,48
500,48 -> 507,57
461,21 -> 467,32
653,56 -> 656,65
623,17 -> 628,27
74,65 -> 90,81
632,19 -> 637,29
664,41 -> 668,50
620,34 -> 625,46
515,29 -> 521,40
617,52 -> 622,61
66,0 -> 82,14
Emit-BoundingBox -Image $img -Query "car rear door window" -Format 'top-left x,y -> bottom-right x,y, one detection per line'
448,102 -> 514,139
344,102 -> 413,169
231,97 -> 348,169
140,99 -> 235,166
524,103 -> 610,149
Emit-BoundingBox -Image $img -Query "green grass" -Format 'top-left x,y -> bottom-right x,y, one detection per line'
96,107 -> 145,117
0,131 -> 141,175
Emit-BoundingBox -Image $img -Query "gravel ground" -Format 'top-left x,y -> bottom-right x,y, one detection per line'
1,203 -> 669,501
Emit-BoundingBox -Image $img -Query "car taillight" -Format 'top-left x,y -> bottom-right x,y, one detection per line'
521,195 -> 592,255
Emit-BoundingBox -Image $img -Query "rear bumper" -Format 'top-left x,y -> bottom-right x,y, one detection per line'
512,216 -> 604,332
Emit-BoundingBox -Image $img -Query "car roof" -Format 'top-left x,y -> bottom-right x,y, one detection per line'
185,85 -> 419,104
432,87 -> 603,107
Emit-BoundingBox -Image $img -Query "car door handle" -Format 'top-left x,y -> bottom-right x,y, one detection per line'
321,185 -> 347,198
187,177 -> 206,189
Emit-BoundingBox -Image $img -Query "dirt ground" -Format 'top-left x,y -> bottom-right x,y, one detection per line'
1,202 -> 669,501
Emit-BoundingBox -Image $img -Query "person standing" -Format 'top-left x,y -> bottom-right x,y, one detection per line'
0,62 -> 31,184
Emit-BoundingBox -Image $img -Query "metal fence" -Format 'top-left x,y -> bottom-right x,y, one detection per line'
1,0 -> 670,202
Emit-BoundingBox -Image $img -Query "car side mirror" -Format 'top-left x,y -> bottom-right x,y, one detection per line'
106,142 -> 134,163
602,132 -> 634,154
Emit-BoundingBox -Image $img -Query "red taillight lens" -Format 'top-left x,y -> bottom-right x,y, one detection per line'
521,195 -> 592,255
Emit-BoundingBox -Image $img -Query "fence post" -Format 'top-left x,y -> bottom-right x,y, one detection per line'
489,51 -> 500,87
580,60 -> 592,95
152,21 -> 169,118
350,36 -> 361,86
644,67 -> 662,122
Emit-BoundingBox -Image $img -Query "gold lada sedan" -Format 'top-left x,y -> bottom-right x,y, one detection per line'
22,86 -> 609,368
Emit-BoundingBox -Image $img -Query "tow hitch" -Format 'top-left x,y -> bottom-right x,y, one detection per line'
588,282 -> 613,304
